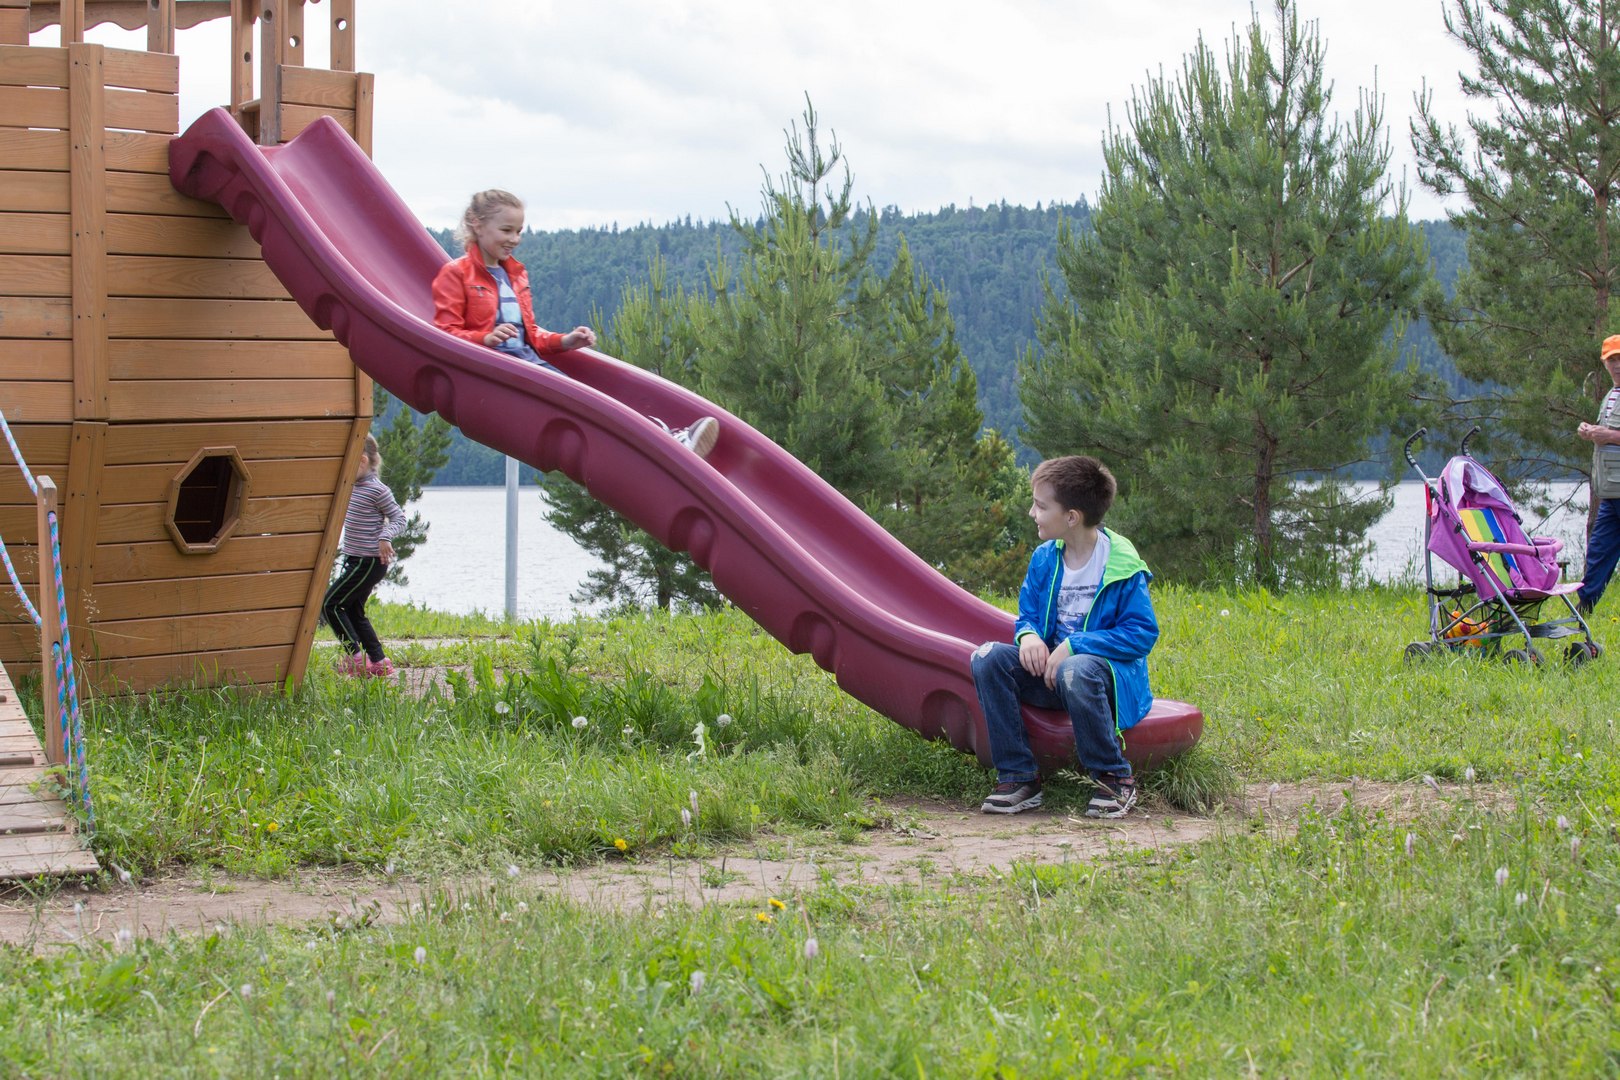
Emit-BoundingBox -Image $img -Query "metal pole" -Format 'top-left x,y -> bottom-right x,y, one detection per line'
504,455 -> 519,620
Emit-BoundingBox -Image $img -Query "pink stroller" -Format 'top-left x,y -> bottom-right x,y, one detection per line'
1403,428 -> 1600,665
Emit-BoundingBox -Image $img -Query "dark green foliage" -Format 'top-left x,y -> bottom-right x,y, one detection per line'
1020,0 -> 1433,589
1412,0 -> 1620,485
370,387 -> 453,583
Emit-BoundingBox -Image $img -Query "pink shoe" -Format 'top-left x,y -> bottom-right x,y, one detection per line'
365,657 -> 396,678
335,651 -> 366,676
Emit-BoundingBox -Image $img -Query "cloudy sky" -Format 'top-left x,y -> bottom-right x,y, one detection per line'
76,0 -> 1476,231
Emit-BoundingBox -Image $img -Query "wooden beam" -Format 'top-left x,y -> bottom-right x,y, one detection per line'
0,2 -> 28,46
329,0 -> 354,71
35,479 -> 63,768
148,0 -> 175,53
257,0 -> 283,144
286,415 -> 367,688
60,421 -> 104,644
353,70 -> 373,156
230,0 -> 253,116
284,0 -> 302,67
59,0 -> 83,44
69,42 -> 109,421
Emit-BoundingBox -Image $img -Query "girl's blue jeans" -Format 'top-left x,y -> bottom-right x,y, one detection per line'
970,641 -> 1130,783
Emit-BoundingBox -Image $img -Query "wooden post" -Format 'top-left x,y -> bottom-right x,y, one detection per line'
329,0 -> 355,71
59,0 -> 83,44
69,42 -> 109,422
36,478 -> 64,769
284,0 -> 303,66
0,0 -> 28,47
230,0 -> 254,118
256,0 -> 284,144
147,0 -> 177,53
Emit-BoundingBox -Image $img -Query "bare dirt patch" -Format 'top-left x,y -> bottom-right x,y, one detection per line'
0,778 -> 1473,950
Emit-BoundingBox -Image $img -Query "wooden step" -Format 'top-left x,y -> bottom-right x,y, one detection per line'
0,663 -> 97,880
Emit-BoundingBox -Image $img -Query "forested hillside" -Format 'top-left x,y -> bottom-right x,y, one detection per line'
416,207 -> 1466,484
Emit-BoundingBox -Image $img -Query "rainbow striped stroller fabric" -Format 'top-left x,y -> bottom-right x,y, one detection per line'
1404,428 -> 1599,665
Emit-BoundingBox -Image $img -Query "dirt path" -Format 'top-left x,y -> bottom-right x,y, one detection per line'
0,779 -> 1467,950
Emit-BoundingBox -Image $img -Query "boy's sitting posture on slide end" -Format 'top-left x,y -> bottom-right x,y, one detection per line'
970,455 -> 1159,817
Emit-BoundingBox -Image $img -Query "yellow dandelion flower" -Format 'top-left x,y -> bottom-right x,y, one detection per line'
768,897 -> 785,911
265,821 -> 280,833
755,912 -> 774,924
613,838 -> 628,852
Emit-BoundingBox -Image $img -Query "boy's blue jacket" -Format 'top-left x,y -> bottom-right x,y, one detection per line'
1014,528 -> 1158,730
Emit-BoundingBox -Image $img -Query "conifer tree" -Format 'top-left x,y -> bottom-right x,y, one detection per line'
692,100 -> 1022,591
1411,0 -> 1620,487
1020,0 -> 1429,588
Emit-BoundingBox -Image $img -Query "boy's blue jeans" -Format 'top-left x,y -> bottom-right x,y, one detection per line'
971,642 -> 1131,783
1579,498 -> 1620,611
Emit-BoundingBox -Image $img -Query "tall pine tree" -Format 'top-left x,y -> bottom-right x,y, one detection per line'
1021,0 -> 1429,588
1411,0 -> 1620,488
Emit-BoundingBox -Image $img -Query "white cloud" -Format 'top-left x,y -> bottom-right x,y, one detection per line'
70,0 -> 1475,229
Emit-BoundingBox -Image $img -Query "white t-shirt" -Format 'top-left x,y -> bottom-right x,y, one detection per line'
1054,533 -> 1110,638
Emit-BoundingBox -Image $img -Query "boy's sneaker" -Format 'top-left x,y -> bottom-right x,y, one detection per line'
1085,774 -> 1138,819
981,779 -> 1043,814
335,651 -> 366,676
364,657 -> 396,678
672,416 -> 719,458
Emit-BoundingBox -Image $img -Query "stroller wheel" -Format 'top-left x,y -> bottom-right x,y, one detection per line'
1502,647 -> 1543,667
1564,641 -> 1601,666
1404,641 -> 1438,663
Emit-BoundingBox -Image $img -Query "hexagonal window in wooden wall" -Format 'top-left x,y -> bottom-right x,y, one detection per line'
166,447 -> 252,554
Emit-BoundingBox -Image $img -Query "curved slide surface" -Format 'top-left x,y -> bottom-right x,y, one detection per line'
170,109 -> 1202,772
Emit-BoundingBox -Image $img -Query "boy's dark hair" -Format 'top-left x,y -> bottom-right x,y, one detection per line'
1032,455 -> 1116,527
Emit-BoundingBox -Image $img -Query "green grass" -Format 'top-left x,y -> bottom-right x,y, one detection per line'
8,586 -> 1620,1074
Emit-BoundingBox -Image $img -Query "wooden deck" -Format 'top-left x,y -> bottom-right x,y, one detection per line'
0,663 -> 98,880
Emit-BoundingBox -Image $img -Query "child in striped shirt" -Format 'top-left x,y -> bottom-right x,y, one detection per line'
323,433 -> 406,677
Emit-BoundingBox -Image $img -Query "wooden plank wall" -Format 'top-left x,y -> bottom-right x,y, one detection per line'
0,42 -> 367,692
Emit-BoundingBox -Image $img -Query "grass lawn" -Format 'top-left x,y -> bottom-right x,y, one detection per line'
3,587 -> 1618,1075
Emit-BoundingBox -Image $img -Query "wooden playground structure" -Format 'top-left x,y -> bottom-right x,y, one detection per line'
0,0 -> 377,876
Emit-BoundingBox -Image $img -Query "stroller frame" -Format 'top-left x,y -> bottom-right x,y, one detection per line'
1403,427 -> 1601,665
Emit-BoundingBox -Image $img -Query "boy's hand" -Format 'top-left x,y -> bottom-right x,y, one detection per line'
560,326 -> 597,349
1044,639 -> 1073,690
1018,635 -> 1049,677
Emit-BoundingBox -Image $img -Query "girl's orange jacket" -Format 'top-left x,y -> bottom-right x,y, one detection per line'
430,250 -> 568,354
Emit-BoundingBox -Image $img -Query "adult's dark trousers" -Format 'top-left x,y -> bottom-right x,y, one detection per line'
323,554 -> 388,662
1579,498 -> 1620,612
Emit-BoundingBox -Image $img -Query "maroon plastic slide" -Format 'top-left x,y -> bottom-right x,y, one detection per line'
169,109 -> 1202,772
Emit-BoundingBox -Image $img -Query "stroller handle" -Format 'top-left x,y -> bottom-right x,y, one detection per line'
1404,428 -> 1426,469
1460,425 -> 1481,457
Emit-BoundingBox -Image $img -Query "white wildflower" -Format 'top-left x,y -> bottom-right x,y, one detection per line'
1495,866 -> 1509,889
517,901 -> 529,914
414,946 -> 427,965
240,984 -> 253,1000
1515,892 -> 1528,907
1404,833 -> 1415,857
689,790 -> 700,820
506,864 -> 520,879
494,701 -> 511,716
1556,815 -> 1570,831
1219,609 -> 1230,617
1464,766 -> 1476,783
689,970 -> 706,994
571,715 -> 588,730
1423,774 -> 1442,794
1572,837 -> 1582,857
681,808 -> 692,829
716,713 -> 733,728
623,725 -> 635,736
114,927 -> 133,950
326,989 -> 336,1006
804,937 -> 820,960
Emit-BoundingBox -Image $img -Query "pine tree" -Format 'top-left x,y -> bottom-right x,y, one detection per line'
539,257 -> 722,611
1411,0 -> 1620,487
1020,0 -> 1429,588
691,99 -> 1021,590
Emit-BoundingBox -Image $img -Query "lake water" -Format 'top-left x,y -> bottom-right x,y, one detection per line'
380,481 -> 1595,618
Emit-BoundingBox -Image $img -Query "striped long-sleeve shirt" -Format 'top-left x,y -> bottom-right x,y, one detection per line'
340,473 -> 407,558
